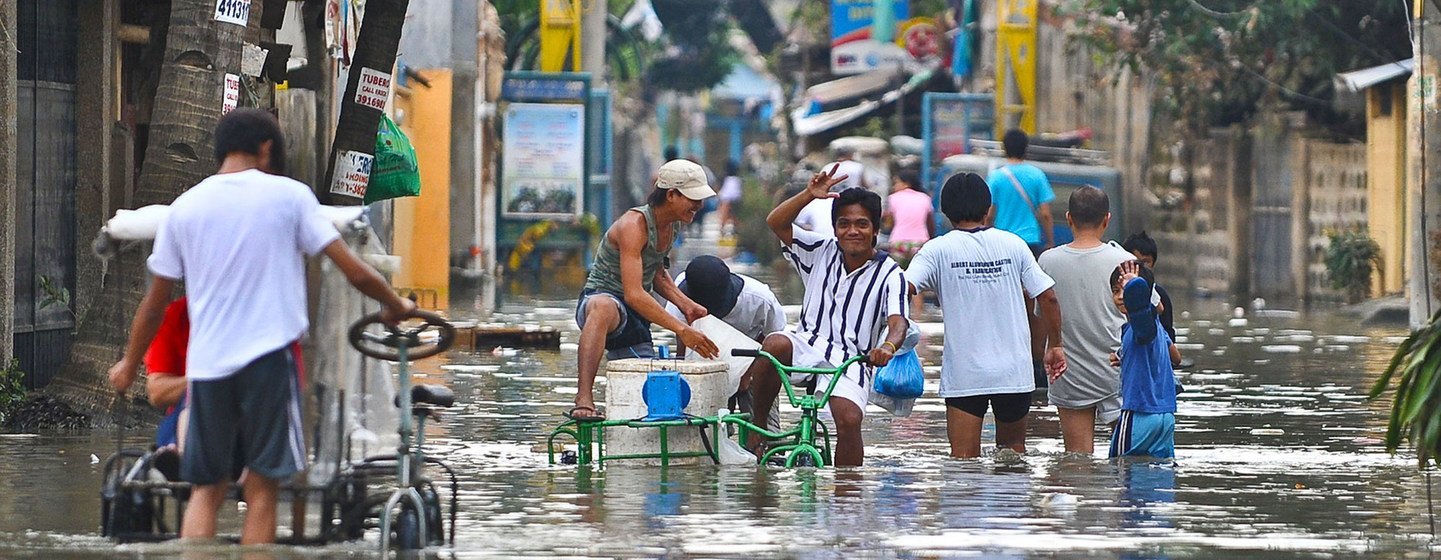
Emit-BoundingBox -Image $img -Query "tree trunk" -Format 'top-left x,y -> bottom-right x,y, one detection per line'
46,0 -> 253,420
321,0 -> 411,205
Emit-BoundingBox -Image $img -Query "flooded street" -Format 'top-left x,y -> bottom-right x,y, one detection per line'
0,266 -> 1438,558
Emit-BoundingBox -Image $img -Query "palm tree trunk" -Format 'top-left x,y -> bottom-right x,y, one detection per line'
46,0 -> 252,419
321,0 -> 411,205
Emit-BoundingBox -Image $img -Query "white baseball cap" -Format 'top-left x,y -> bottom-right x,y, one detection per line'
655,159 -> 717,200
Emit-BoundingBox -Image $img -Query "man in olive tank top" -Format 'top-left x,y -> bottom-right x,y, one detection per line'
571,160 -> 722,420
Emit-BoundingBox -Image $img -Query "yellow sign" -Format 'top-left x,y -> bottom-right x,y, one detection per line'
995,0 -> 1037,136
539,0 -> 581,72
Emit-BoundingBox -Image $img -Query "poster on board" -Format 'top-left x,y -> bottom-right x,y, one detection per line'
501,103 -> 585,218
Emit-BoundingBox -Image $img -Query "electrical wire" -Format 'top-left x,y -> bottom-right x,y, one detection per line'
1183,0 -> 1249,19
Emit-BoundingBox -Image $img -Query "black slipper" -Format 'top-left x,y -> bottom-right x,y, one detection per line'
564,405 -> 606,423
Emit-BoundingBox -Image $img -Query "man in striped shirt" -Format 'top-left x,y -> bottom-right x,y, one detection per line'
741,166 -> 910,466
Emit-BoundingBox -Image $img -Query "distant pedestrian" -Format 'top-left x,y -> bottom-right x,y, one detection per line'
717,159 -> 744,236
905,172 -> 1065,458
1037,185 -> 1134,455
1108,260 -> 1177,459
883,168 -> 934,268
987,129 -> 1055,256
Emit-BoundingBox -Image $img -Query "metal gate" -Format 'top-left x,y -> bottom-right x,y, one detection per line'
15,0 -> 78,389
1250,125 -> 1294,301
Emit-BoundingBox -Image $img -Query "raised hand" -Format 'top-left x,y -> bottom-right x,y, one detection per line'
807,164 -> 849,199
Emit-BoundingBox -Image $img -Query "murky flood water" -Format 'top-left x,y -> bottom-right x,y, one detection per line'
1,264 -> 1438,558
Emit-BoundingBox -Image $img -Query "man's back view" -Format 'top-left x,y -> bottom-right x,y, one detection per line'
109,108 -> 416,545
987,129 -> 1055,256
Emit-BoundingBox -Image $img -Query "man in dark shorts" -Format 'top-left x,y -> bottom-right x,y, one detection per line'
571,159 -> 721,420
905,173 -> 1066,458
108,109 -> 417,544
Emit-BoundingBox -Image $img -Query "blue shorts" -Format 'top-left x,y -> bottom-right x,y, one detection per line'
1109,410 -> 1175,459
575,289 -> 656,360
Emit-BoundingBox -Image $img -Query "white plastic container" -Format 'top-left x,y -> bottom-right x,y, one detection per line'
603,358 -> 728,465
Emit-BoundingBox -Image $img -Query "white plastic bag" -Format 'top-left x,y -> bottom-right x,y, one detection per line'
686,315 -> 759,394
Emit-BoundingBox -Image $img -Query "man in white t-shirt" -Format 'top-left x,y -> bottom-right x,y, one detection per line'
906,172 -> 1066,458
665,255 -> 786,430
107,109 -> 417,545
828,146 -> 869,192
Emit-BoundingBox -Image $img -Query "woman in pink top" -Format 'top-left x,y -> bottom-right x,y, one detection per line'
884,169 -> 934,267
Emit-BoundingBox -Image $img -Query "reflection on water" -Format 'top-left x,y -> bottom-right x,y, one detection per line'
2,266 -> 1439,558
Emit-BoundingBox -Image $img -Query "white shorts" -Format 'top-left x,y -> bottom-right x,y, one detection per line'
1055,394 -> 1122,425
774,331 -> 869,416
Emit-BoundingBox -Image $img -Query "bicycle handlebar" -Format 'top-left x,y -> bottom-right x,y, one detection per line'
731,348 -> 760,358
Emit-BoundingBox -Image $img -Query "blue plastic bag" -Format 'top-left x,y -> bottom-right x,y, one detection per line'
874,350 -> 924,399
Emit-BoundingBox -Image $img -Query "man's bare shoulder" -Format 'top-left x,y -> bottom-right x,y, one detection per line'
604,210 -> 647,243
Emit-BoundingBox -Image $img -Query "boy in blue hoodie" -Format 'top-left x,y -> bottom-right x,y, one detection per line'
1108,260 -> 1177,459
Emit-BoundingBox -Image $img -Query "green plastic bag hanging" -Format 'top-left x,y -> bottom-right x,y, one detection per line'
364,114 -> 421,204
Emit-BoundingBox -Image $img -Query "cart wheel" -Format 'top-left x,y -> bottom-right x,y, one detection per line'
420,484 -> 444,546
792,452 -> 818,468
392,505 -> 422,551
560,450 -> 578,465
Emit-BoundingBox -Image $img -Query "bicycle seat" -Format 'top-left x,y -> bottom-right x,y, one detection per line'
403,384 -> 455,408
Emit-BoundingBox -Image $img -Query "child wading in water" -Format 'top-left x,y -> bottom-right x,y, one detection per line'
1108,260 -> 1177,459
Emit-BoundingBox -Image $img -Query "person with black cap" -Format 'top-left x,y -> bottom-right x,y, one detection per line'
665,255 -> 787,430
571,160 -> 722,422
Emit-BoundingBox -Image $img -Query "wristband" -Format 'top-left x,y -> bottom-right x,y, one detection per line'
881,341 -> 898,353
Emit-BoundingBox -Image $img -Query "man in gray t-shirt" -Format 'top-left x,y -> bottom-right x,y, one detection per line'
1037,186 -> 1133,455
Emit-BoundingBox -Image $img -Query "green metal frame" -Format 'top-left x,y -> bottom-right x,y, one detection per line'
547,415 -> 730,467
547,353 -> 866,468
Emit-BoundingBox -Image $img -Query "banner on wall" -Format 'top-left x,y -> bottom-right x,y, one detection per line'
831,0 -> 943,75
501,103 -> 585,218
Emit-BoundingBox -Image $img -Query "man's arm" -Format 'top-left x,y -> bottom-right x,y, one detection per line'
146,374 -> 186,409
321,239 -> 416,322
614,223 -> 719,358
769,166 -> 847,245
867,314 -> 908,367
1035,287 -> 1066,381
653,267 -> 706,323
1038,204 -> 1054,249
108,277 -> 177,392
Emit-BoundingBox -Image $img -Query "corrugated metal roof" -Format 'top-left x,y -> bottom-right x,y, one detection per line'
1336,59 -> 1414,92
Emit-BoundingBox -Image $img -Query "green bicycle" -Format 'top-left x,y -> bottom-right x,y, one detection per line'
723,349 -> 869,468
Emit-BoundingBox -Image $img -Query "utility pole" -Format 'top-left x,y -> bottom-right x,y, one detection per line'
582,0 -> 605,81
1411,0 -> 1441,328
322,0 -> 411,205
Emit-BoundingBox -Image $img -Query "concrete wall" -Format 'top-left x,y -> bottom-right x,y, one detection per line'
1301,139 -> 1369,301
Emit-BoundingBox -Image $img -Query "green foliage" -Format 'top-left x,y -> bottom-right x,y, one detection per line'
645,0 -> 740,92
734,177 -> 781,265
1068,0 -> 1412,135
0,359 -> 25,424
1324,230 -> 1381,303
37,275 -> 72,316
1371,312 -> 1441,470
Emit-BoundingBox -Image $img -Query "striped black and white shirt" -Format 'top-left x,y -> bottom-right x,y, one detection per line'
781,227 -> 909,381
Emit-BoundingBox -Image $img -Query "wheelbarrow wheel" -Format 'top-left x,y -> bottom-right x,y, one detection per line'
392,504 -> 422,551
792,452 -> 817,468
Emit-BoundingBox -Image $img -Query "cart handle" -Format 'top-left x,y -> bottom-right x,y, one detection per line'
347,310 -> 455,361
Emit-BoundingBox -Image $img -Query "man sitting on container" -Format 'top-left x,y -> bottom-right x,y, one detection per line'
665,255 -> 787,430
741,167 -> 911,466
571,160 -> 721,421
